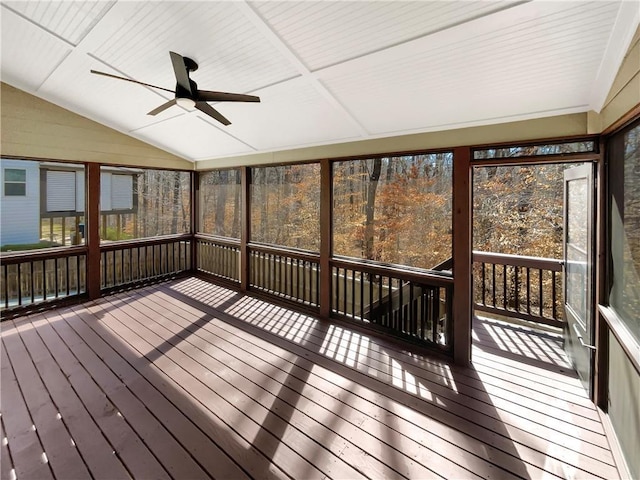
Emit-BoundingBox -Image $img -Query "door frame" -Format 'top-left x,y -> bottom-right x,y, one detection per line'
468,151 -> 604,402
563,162 -> 597,397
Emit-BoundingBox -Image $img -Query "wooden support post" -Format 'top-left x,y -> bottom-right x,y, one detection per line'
594,139 -> 609,408
191,171 -> 199,272
319,159 -> 332,319
86,163 -> 101,300
452,147 -> 472,366
240,166 -> 250,292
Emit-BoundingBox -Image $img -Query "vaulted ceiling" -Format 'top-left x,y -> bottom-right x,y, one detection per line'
1,1 -> 638,163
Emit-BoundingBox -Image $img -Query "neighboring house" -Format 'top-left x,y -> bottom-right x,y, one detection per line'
1,159 -> 40,246
1,159 -> 139,247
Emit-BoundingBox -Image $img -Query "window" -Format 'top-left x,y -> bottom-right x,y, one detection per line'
473,140 -> 596,160
46,170 -> 76,211
251,163 -> 320,251
609,121 -> 640,345
4,168 -> 26,196
111,174 -> 134,210
99,167 -> 190,242
199,169 -> 241,238
1,159 -> 85,250
333,153 -> 452,270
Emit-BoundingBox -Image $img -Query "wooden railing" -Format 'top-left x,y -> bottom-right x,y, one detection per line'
196,235 -> 240,284
473,251 -> 563,328
1,246 -> 87,313
331,258 -> 454,352
100,235 -> 192,290
249,244 -> 320,309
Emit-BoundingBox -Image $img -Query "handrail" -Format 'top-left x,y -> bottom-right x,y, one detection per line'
473,251 -> 562,271
195,234 -> 240,247
248,243 -> 321,263
0,245 -> 88,264
100,233 -> 193,252
331,257 -> 453,287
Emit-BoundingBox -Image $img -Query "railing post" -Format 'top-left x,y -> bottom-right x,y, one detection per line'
86,162 -> 101,300
240,166 -> 250,292
452,147 -> 472,366
319,158 -> 332,319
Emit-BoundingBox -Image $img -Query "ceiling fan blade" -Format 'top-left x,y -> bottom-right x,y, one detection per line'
195,101 -> 231,126
196,90 -> 260,103
90,70 -> 173,93
169,51 -> 193,96
147,99 -> 176,116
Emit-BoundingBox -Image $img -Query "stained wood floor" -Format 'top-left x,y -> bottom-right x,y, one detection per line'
1,277 -> 619,479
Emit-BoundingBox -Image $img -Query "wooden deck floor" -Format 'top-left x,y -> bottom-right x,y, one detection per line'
1,277 -> 619,479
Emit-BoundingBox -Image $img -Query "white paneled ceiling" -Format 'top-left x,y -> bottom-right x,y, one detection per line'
1,1 -> 639,163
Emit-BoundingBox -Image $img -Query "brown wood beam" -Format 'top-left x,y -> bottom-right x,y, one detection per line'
86,163 -> 101,299
319,159 -> 332,319
594,138 -> 609,408
240,166 -> 250,292
452,147 -> 472,366
191,171 -> 199,272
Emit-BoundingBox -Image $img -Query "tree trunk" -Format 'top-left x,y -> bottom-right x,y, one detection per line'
214,171 -> 227,236
171,172 -> 181,234
364,158 -> 382,260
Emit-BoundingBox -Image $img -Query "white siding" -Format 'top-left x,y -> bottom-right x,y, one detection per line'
0,159 -> 40,246
46,170 -> 76,211
100,172 -> 112,211
76,170 -> 85,212
111,174 -> 133,210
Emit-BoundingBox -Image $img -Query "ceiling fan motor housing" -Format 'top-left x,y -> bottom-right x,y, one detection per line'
182,56 -> 198,72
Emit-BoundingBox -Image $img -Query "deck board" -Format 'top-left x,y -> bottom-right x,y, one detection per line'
0,277 -> 621,480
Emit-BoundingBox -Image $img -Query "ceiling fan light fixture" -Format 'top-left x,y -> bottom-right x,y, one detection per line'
176,97 -> 195,109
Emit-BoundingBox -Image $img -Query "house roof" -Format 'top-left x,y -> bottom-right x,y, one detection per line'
1,1 -> 638,164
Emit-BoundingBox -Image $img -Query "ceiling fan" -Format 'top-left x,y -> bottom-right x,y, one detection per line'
90,51 -> 260,126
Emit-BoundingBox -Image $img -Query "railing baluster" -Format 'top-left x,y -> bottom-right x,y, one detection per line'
342,268 -> 347,315
17,263 -> 22,306
481,262 -> 486,306
420,286 -> 427,340
538,268 -> 544,317
409,283 -> 415,335
30,261 -> 35,304
398,279 -> 404,332
502,264 -> 507,311
4,264 -> 10,308
387,277 -> 393,329
43,260 -> 49,301
491,263 -> 496,308
314,263 -> 319,307
514,265 -> 519,312
552,271 -> 557,320
360,271 -> 364,322
350,269 -> 356,319
65,256 -> 70,296
526,267 -> 531,314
